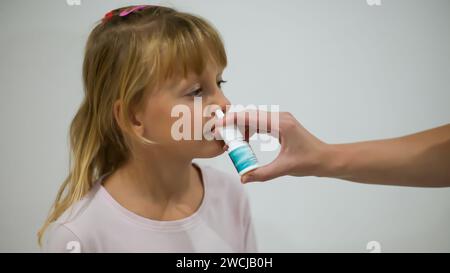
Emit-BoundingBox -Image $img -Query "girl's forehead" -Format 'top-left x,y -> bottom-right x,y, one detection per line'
145,59 -> 225,97
166,62 -> 224,85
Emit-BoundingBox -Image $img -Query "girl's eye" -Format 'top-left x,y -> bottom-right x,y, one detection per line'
187,80 -> 227,97
217,80 -> 227,88
188,89 -> 203,97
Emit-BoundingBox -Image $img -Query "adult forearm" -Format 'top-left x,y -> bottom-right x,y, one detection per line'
320,124 -> 450,187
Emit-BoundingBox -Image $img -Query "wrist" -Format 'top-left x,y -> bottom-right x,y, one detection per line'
316,144 -> 349,179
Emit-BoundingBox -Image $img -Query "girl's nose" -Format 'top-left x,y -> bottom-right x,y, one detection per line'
214,91 -> 231,113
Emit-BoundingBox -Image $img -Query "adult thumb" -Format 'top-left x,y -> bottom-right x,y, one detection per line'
241,156 -> 289,183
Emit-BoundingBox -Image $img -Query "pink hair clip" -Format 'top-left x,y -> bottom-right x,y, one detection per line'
103,5 -> 151,23
119,5 -> 149,17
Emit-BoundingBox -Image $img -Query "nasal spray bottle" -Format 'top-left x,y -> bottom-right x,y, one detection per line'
215,109 -> 259,176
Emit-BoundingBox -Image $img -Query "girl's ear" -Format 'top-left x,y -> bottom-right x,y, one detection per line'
113,100 -> 145,138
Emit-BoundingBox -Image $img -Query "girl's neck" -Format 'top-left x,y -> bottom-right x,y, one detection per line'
102,148 -> 204,221
105,144 -> 202,201
120,155 -> 197,201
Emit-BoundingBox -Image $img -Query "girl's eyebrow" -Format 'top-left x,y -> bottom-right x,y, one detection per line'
175,67 -> 225,92
176,78 -> 199,94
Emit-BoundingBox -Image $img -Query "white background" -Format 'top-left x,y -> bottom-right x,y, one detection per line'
1,0 -> 449,252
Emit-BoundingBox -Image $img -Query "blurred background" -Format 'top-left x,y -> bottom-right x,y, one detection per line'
1,0 -> 449,252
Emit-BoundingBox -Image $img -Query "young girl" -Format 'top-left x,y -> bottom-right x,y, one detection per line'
38,5 -> 257,252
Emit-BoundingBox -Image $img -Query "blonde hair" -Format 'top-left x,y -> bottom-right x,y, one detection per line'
38,5 -> 227,245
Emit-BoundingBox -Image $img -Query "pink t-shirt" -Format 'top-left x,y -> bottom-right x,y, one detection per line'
43,163 -> 257,253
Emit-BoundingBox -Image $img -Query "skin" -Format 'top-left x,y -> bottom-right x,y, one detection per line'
102,60 -> 229,221
216,111 -> 450,187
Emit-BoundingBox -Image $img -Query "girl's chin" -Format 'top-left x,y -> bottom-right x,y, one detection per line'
196,139 -> 226,158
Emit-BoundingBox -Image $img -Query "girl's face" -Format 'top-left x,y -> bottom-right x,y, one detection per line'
132,61 -> 230,160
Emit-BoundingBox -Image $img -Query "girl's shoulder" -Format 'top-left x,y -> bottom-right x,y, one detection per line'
42,182 -> 104,252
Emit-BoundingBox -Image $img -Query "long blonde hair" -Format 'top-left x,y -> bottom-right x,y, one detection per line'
38,5 -> 227,245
